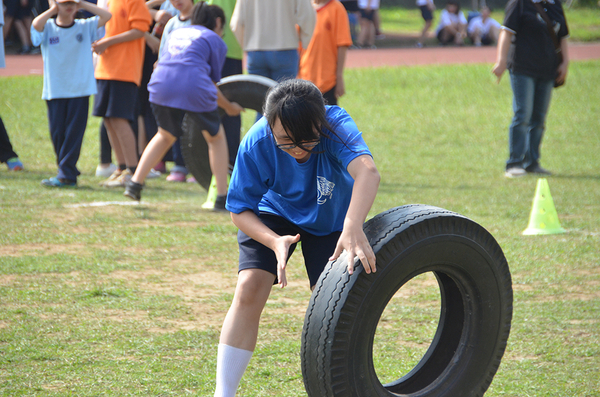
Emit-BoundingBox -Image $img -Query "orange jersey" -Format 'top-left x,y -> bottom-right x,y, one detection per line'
298,0 -> 352,93
95,0 -> 152,85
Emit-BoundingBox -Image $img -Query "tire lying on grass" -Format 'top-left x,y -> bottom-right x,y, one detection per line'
181,74 -> 277,191
301,204 -> 513,397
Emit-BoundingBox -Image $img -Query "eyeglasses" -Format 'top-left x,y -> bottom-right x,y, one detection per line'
275,139 -> 320,151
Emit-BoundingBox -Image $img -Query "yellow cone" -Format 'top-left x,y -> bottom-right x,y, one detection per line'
522,178 -> 566,235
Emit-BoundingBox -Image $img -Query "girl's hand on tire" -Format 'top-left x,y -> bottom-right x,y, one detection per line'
330,225 -> 376,275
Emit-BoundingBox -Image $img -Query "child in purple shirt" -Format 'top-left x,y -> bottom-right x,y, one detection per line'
124,2 -> 242,205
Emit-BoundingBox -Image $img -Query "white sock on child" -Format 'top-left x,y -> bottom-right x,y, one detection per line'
214,343 -> 253,397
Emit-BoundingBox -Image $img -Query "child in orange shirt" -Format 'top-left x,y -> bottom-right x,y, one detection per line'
93,0 -> 152,187
298,0 -> 352,106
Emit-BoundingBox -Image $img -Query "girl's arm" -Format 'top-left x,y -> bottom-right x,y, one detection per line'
556,38 -> 569,84
79,0 -> 112,27
215,84 -> 244,116
492,29 -> 513,83
146,0 -> 165,9
231,211 -> 301,288
329,154 -> 380,275
32,2 -> 58,32
92,29 -> 146,55
335,46 -> 348,99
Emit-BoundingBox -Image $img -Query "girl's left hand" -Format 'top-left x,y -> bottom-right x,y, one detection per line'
329,222 -> 376,276
556,61 -> 568,85
92,38 -> 110,55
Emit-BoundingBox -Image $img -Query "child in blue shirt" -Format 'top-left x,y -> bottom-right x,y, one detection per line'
214,79 -> 380,396
31,0 -> 111,187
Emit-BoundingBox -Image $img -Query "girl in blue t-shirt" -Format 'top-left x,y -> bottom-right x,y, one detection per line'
124,2 -> 242,203
214,79 -> 380,396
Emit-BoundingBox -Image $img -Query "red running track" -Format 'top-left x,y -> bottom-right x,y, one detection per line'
1,42 -> 599,77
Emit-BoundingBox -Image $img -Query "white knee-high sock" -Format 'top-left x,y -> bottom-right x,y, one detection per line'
214,343 -> 253,397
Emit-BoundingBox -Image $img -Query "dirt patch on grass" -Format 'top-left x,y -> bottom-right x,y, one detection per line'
0,243 -> 90,257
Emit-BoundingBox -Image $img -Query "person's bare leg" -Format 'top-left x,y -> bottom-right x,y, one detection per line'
202,125 -> 229,196
103,118 -> 126,166
105,117 -> 138,168
14,17 -> 32,48
131,128 -> 176,185
214,269 -> 274,396
137,115 -> 147,155
3,16 -> 14,40
219,269 -> 274,350
419,20 -> 432,45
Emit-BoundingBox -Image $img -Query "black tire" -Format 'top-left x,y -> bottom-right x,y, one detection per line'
181,75 -> 277,191
301,204 -> 513,397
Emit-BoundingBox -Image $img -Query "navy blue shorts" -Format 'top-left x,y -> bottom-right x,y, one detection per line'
237,213 -> 342,288
420,5 -> 433,21
4,0 -> 33,19
93,79 -> 138,121
150,103 -> 221,139
359,8 -> 375,21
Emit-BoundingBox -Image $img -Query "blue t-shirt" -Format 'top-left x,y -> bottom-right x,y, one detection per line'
226,106 -> 372,236
31,17 -> 99,100
148,25 -> 226,113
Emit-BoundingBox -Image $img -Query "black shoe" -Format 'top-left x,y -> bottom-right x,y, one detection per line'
213,194 -> 227,212
124,180 -> 143,201
525,164 -> 552,175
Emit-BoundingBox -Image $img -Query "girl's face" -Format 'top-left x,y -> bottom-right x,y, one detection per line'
447,4 -> 458,14
172,0 -> 193,13
57,1 -> 79,18
271,118 -> 319,163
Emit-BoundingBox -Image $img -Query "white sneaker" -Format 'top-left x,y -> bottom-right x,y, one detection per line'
147,169 -> 161,179
504,167 -> 526,178
96,163 -> 118,178
104,169 -> 132,188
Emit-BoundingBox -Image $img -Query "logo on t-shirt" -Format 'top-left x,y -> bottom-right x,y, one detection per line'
168,28 -> 203,56
76,33 -> 83,43
317,176 -> 335,205
49,37 -> 59,45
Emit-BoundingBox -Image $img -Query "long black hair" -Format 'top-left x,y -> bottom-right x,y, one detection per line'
191,1 -> 225,30
264,79 -> 345,152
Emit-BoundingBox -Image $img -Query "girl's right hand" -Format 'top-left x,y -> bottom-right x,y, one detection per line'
272,234 -> 301,288
492,61 -> 506,83
225,102 -> 244,117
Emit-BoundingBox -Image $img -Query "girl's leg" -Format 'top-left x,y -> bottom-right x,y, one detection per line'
202,125 -> 229,196
131,127 -> 176,185
103,118 -> 126,167
215,268 -> 275,397
104,117 -> 139,170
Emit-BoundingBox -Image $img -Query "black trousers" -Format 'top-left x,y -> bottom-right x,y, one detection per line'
0,115 -> 19,163
46,96 -> 89,181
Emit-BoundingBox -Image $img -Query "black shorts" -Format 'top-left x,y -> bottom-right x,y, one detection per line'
4,0 -> 33,19
420,5 -> 433,21
359,8 -> 375,21
341,0 -> 359,12
237,213 -> 342,288
93,79 -> 138,121
322,86 -> 337,106
150,103 -> 220,139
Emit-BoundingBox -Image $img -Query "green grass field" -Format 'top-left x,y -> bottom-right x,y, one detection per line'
379,6 -> 600,42
1,61 -> 599,396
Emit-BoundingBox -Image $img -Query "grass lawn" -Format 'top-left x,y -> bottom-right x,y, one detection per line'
378,6 -> 600,42
1,60 -> 599,396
